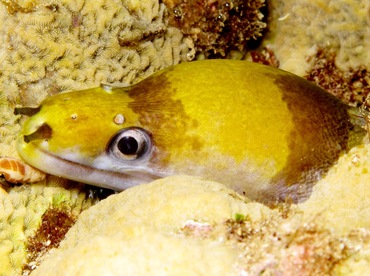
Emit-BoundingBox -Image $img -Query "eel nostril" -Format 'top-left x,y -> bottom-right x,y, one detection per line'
14,106 -> 41,116
24,124 -> 52,143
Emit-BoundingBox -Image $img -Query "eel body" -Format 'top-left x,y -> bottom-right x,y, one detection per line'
16,60 -> 366,203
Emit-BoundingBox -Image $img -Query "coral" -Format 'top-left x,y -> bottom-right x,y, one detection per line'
305,47 -> 370,107
0,92 -> 21,159
29,171 -> 370,274
0,0 -> 195,107
298,143 -> 370,236
0,176 -> 96,276
23,208 -> 77,274
163,0 -> 266,58
264,0 -> 370,76
250,46 -> 280,67
0,0 -> 37,14
223,214 -> 368,275
30,176 -> 277,275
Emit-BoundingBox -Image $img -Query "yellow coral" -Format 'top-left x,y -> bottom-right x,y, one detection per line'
298,144 -> 370,235
31,176 -> 277,275
0,92 -> 20,159
0,0 -> 194,107
30,173 -> 370,274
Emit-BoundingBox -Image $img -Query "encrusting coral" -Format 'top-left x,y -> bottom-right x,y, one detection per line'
30,169 -> 370,275
23,207 -> 77,274
30,176 -> 277,275
0,93 -> 20,160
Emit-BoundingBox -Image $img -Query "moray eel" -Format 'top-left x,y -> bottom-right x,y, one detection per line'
16,60 -> 367,203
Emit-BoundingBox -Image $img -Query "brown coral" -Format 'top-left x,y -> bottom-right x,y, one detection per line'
23,208 -> 77,274
305,48 -> 370,107
163,0 -> 266,57
250,46 -> 280,67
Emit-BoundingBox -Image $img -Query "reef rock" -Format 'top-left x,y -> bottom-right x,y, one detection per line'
32,176 -> 276,275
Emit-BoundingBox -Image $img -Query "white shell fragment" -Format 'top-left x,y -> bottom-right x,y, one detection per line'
0,157 -> 46,183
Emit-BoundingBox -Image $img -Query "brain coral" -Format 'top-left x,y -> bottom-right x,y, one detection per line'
0,0 -> 195,107
0,93 -> 20,159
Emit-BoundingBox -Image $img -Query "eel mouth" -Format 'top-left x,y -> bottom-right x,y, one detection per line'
16,134 -> 162,191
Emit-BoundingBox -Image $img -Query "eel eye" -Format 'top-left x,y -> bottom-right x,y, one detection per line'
109,128 -> 152,161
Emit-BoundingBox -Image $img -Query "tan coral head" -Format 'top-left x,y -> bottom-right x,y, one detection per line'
16,60 -> 367,204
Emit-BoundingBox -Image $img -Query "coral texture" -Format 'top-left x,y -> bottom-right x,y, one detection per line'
0,94 -> 20,160
23,208 -> 77,274
31,176 -> 276,275
305,47 -> 370,107
163,0 -> 266,57
298,144 -> 370,236
264,0 -> 370,76
0,177 -> 96,276
0,0 -> 194,107
31,168 -> 370,274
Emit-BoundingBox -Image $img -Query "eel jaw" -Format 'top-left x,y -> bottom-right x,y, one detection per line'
16,134 -> 162,191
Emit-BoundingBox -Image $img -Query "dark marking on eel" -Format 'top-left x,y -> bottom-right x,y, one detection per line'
267,73 -> 366,203
127,69 -> 203,165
